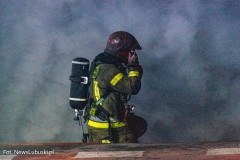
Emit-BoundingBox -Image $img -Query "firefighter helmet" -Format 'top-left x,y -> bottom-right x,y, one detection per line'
105,31 -> 142,54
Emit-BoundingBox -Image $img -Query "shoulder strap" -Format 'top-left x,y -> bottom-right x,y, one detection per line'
95,91 -> 111,106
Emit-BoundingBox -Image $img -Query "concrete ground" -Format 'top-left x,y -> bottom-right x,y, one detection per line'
1,142 -> 240,160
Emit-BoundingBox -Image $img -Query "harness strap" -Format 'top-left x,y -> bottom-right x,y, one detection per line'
106,118 -> 112,142
89,116 -> 120,122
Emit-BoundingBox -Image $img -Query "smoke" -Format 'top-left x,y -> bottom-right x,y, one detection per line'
0,0 -> 240,143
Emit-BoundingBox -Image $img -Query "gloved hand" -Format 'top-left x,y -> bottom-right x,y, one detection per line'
128,51 -> 139,66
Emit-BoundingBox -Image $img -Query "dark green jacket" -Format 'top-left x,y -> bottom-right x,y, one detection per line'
90,52 -> 143,120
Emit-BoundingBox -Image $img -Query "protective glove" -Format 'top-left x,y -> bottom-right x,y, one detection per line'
128,52 -> 139,66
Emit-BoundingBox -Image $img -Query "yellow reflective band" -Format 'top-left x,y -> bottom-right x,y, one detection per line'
101,139 -> 111,144
128,71 -> 139,77
94,80 -> 101,103
110,73 -> 123,86
88,120 -> 126,129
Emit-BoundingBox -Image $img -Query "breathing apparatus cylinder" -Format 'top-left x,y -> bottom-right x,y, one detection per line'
69,57 -> 89,110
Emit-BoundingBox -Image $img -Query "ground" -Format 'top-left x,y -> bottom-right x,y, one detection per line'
1,142 -> 240,159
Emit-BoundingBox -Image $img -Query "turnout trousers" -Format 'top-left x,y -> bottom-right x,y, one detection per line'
88,114 -> 147,143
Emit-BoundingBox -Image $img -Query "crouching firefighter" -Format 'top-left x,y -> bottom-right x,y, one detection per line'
86,31 -> 147,143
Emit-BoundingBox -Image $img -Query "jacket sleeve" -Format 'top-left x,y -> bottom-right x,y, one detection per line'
101,64 -> 143,95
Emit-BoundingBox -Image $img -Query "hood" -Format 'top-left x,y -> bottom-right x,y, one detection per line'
93,52 -> 125,65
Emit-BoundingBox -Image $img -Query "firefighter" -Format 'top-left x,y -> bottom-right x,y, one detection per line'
87,31 -> 147,143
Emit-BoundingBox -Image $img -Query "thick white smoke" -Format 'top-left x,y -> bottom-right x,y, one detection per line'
1,0 -> 240,143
